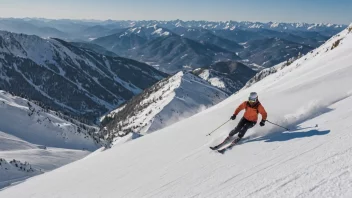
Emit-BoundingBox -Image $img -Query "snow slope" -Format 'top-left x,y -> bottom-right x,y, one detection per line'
0,131 -> 90,190
0,90 -> 102,150
0,157 -> 40,189
1,25 -> 352,198
0,90 -> 98,189
101,71 -> 228,144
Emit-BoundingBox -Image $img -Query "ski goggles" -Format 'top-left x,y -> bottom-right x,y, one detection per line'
248,98 -> 257,102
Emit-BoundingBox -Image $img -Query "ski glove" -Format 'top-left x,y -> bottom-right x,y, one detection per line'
230,115 -> 236,120
260,120 -> 266,126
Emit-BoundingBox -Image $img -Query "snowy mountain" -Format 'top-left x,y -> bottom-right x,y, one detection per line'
87,22 -> 340,74
78,25 -> 124,41
0,90 -> 102,149
0,18 -> 346,42
129,34 -> 240,73
90,25 -> 332,73
1,19 -> 334,69
2,24 -> 351,197
0,90 -> 101,189
69,42 -> 119,57
0,31 -> 167,122
171,27 -> 244,52
0,158 -> 41,189
242,26 -> 352,88
193,61 -> 256,94
92,26 -> 241,74
239,37 -> 314,68
249,29 -> 329,47
122,20 -> 346,34
91,28 -> 149,56
243,61 -> 288,89
100,71 -> 228,144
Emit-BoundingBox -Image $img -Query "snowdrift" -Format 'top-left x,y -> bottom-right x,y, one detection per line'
1,25 -> 352,197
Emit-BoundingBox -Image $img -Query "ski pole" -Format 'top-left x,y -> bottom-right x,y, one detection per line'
206,119 -> 231,136
266,120 -> 290,131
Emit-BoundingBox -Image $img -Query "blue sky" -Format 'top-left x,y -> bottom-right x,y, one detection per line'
0,0 -> 351,24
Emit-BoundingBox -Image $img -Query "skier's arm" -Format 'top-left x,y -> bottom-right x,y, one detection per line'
234,102 -> 247,115
258,104 -> 267,121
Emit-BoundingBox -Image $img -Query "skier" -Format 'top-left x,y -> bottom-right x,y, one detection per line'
211,92 -> 267,152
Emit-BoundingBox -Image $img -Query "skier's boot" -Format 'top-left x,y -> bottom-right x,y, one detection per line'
217,149 -> 226,154
210,146 -> 219,150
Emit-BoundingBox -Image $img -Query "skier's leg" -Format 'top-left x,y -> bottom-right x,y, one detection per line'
237,121 -> 256,141
229,118 -> 246,137
211,118 -> 246,150
218,121 -> 256,153
221,119 -> 251,149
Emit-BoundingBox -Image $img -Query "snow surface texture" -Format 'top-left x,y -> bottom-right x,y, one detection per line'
102,72 -> 228,144
1,25 -> 352,198
0,90 -> 96,189
0,131 -> 90,190
0,90 -> 101,150
0,158 -> 40,189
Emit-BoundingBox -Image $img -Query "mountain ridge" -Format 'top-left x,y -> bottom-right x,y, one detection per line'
100,71 -> 229,144
0,30 -> 167,122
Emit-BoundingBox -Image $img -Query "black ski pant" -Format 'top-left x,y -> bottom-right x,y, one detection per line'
229,117 -> 256,139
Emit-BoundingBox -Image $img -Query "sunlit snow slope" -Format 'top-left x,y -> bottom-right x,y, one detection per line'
0,90 -> 97,189
101,71 -> 228,141
0,90 -> 101,150
1,25 -> 352,198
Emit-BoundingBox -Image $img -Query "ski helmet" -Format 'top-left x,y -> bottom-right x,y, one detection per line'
248,92 -> 258,103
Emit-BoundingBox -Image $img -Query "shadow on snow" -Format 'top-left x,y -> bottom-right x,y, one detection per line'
246,128 -> 330,143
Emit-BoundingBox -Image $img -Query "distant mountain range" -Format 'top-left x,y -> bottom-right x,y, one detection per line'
1,18 -> 345,39
91,25 -> 322,73
0,30 -> 167,123
92,26 -> 241,73
128,34 -> 240,73
0,18 -> 347,124
171,27 -> 244,52
239,37 -> 314,67
0,18 -> 346,74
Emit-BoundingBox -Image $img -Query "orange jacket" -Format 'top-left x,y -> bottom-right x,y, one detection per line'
234,101 -> 267,122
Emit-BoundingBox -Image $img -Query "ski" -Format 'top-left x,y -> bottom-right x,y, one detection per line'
209,146 -> 219,150
217,145 -> 234,154
214,138 -> 241,154
209,136 -> 231,151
